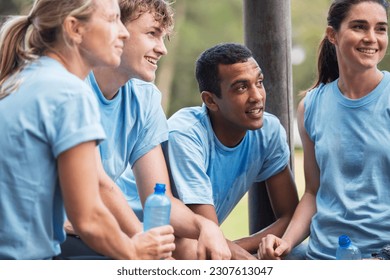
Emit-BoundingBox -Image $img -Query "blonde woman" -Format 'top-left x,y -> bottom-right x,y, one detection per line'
0,0 -> 174,260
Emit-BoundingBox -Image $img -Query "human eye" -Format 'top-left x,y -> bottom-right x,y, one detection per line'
105,14 -> 118,23
255,78 -> 263,88
147,27 -> 162,38
352,23 -> 365,30
376,24 -> 388,33
234,83 -> 247,93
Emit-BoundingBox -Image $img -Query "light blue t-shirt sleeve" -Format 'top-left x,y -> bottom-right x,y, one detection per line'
128,81 -> 168,166
255,116 -> 290,182
114,81 -> 169,220
166,131 -> 214,206
44,89 -> 106,157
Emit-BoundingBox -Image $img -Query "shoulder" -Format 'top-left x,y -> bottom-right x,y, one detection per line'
35,57 -> 85,85
383,70 -> 390,76
262,112 -> 284,132
304,83 -> 331,104
25,57 -> 93,100
247,113 -> 288,145
168,106 -> 210,143
381,71 -> 390,87
128,78 -> 161,96
168,106 -> 207,131
122,79 -> 163,109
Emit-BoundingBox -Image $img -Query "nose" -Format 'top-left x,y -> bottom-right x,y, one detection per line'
155,37 -> 168,56
364,28 -> 377,43
248,86 -> 265,103
119,20 -> 130,40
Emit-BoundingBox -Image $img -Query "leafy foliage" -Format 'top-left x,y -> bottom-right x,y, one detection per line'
3,0 -> 389,117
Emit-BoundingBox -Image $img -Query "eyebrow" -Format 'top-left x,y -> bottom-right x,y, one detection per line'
149,24 -> 165,34
350,19 -> 388,26
230,70 -> 263,88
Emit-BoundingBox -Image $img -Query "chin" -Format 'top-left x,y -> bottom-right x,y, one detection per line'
136,72 -> 156,82
247,125 -> 263,131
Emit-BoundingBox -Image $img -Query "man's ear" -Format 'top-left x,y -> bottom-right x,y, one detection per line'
201,91 -> 219,112
326,26 -> 337,45
63,16 -> 85,45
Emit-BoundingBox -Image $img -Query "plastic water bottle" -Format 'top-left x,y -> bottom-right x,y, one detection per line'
336,234 -> 362,260
143,183 -> 171,231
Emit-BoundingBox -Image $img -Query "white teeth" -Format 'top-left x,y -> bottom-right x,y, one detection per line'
358,48 -> 377,54
146,57 -> 157,64
248,108 -> 261,114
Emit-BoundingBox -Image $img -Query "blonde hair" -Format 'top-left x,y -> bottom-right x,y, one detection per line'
0,0 -> 96,99
119,0 -> 174,35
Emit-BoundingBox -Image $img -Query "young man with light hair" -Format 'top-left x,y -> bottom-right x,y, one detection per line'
60,0 -> 231,260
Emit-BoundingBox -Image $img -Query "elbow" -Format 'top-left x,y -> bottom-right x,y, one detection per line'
98,176 -> 119,195
68,205 -> 105,238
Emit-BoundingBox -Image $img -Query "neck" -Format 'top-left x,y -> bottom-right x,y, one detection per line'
338,68 -> 383,99
93,67 -> 133,100
46,50 -> 89,79
208,112 -> 246,148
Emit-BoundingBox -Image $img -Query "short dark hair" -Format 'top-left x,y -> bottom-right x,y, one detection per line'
195,43 -> 253,98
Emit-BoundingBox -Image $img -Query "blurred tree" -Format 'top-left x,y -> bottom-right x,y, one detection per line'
157,0 -> 243,116
0,1 -> 18,16
155,0 -> 187,112
291,0 -> 330,108
158,0 -> 390,117
159,0 -> 329,116
3,0 -> 389,117
0,0 -> 33,25
158,0 -> 328,116
0,0 -> 33,15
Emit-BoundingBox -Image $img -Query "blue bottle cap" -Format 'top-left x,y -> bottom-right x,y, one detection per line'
154,183 -> 166,194
338,234 -> 351,248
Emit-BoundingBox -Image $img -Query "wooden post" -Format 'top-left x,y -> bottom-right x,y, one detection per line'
243,0 -> 294,234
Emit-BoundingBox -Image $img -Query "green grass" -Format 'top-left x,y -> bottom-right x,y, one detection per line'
221,149 -> 305,240
220,195 -> 249,240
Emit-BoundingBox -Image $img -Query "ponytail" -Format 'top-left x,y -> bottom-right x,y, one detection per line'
0,0 -> 96,100
302,36 -> 339,96
316,36 -> 339,87
0,16 -> 36,99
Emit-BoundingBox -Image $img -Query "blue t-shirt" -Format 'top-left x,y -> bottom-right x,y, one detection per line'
0,57 -> 105,259
86,74 -> 168,220
304,72 -> 390,259
86,74 -> 168,181
165,105 -> 289,224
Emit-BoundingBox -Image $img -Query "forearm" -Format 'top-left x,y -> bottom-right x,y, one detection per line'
234,215 -> 292,254
96,147 -> 142,236
281,192 -> 316,247
72,202 -> 137,260
99,178 -> 142,236
226,239 -> 257,260
169,198 -> 201,239
168,200 -> 231,260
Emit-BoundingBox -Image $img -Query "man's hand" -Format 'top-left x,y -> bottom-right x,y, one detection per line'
64,219 -> 76,235
227,240 -> 257,260
258,234 -> 292,260
196,217 -> 231,260
132,225 -> 176,260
